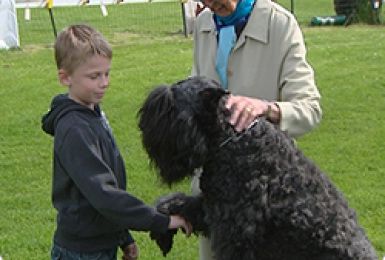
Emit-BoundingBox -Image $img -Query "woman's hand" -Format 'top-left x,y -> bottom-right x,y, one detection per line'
225,95 -> 268,131
225,95 -> 280,131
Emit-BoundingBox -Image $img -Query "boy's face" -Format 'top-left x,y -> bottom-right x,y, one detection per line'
59,55 -> 111,110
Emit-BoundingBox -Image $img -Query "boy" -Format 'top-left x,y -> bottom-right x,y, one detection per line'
42,24 -> 191,260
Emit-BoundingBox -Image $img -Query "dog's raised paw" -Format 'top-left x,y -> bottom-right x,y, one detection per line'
150,229 -> 178,256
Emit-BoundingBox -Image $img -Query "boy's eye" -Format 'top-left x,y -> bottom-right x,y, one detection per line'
88,72 -> 109,79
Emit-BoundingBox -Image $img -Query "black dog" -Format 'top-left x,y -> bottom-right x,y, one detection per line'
138,76 -> 377,259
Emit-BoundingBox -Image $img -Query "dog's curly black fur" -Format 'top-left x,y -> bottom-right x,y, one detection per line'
138,76 -> 377,259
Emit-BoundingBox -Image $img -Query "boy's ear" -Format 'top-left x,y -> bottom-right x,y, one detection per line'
58,69 -> 71,86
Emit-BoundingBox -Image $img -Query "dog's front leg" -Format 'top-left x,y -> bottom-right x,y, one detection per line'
178,194 -> 208,235
150,192 -> 208,256
155,192 -> 207,234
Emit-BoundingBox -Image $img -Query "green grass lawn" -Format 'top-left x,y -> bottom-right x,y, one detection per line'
0,1 -> 384,259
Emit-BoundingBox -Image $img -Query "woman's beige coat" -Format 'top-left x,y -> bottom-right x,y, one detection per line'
192,0 -> 322,138
191,0 -> 322,259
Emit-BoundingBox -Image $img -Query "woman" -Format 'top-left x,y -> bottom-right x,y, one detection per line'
190,0 -> 322,259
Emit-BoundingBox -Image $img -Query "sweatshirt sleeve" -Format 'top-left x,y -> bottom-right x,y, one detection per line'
120,230 -> 135,249
56,124 -> 170,234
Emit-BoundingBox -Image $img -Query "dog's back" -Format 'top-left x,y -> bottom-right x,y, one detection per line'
199,118 -> 377,259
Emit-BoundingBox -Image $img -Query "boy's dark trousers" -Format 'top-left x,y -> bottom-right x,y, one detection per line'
51,243 -> 117,260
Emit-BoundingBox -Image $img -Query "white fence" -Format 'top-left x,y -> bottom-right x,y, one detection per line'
15,0 -> 166,7
1,0 -> 198,49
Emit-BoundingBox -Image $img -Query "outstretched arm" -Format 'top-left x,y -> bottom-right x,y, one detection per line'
150,192 -> 208,256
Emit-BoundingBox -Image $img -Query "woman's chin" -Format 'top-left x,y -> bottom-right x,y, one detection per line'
215,9 -> 232,17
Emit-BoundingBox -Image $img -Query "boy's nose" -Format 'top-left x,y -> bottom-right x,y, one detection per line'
100,75 -> 109,88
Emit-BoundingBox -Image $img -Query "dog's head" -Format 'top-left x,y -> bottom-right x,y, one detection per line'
138,76 -> 228,185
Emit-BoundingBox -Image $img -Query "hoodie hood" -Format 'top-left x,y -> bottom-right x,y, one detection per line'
42,94 -> 99,136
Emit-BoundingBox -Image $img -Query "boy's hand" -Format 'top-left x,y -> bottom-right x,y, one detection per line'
122,242 -> 139,260
169,215 -> 192,236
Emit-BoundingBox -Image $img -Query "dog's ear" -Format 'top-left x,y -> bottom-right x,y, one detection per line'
199,86 -> 228,111
138,84 -> 208,185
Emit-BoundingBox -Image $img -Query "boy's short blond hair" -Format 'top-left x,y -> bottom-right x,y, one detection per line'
54,24 -> 112,74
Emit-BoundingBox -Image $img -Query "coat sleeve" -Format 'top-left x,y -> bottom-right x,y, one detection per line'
276,18 -> 322,138
57,124 -> 170,234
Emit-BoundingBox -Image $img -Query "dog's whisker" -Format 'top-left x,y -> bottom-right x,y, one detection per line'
247,117 -> 260,129
219,118 -> 259,148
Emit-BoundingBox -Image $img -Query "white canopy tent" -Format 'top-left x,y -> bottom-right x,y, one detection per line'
0,0 -> 19,49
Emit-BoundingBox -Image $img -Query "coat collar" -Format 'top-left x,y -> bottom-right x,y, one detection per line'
241,0 -> 271,44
